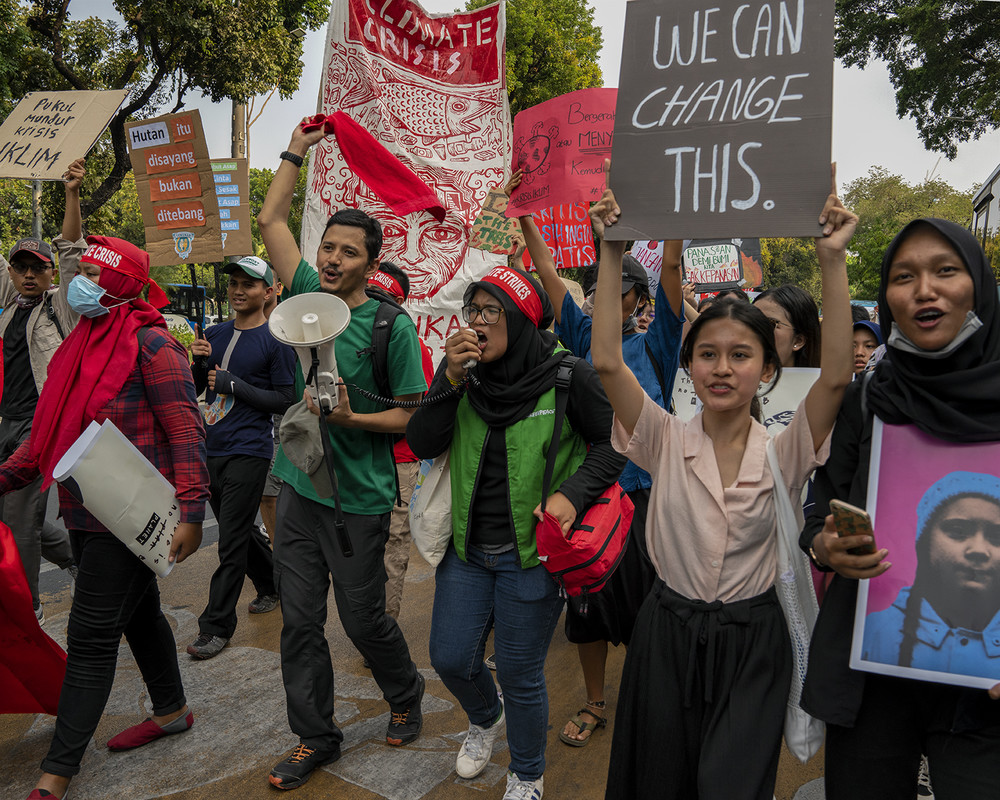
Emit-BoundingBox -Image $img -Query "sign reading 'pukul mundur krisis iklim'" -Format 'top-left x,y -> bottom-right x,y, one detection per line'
607,0 -> 834,241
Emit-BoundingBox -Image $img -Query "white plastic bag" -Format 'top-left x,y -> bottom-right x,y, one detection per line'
409,452 -> 453,568
767,441 -> 825,764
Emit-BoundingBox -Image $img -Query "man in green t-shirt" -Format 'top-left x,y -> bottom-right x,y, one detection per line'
258,120 -> 428,791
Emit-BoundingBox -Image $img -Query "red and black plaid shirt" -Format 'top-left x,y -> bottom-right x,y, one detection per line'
0,327 -> 209,532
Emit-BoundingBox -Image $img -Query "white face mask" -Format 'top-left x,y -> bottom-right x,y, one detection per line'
888,312 -> 984,359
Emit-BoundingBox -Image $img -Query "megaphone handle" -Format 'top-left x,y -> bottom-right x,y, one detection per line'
318,414 -> 354,558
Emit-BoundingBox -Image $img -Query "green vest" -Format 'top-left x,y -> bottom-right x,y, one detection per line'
450,386 -> 589,568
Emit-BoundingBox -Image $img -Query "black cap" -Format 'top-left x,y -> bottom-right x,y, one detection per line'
621,254 -> 649,297
8,238 -> 53,264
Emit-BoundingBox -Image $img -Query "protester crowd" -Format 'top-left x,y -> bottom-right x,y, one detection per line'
3,118 -> 999,800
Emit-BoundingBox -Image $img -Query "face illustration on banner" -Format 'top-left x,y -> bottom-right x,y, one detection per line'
366,201 -> 470,300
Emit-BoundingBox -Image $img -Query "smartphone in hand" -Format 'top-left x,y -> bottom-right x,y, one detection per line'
829,499 -> 876,556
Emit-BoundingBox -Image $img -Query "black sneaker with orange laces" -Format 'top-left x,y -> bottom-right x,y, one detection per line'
386,672 -> 425,746
268,742 -> 341,790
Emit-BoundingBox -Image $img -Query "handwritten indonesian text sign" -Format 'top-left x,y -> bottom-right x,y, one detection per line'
0,90 -> 127,180
126,110 -> 223,267
507,87 -> 617,217
607,0 -> 833,240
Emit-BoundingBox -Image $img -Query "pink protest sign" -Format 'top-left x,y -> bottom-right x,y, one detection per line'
523,203 -> 596,270
506,88 -> 617,217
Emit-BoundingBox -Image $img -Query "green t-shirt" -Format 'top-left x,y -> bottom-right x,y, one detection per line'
272,260 -> 427,514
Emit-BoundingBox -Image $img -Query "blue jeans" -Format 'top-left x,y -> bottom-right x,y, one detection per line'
430,545 -> 563,780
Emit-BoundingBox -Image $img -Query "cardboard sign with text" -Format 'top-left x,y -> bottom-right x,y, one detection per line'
523,203 -> 596,270
210,159 -> 252,257
507,87 -> 617,217
684,240 -> 743,290
470,189 -> 519,254
126,110 -> 223,267
0,90 -> 128,180
608,0 -> 834,240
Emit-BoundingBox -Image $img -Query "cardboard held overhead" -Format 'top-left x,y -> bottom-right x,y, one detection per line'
470,189 -> 519,255
607,0 -> 835,240
126,110 -> 223,267
506,88 -> 617,218
0,90 -> 128,180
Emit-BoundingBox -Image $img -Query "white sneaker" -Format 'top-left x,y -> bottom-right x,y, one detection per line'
456,704 -> 505,779
503,771 -> 543,799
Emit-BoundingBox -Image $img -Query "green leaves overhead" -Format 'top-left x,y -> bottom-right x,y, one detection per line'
3,0 -> 328,219
835,0 -> 1000,157
467,0 -> 603,116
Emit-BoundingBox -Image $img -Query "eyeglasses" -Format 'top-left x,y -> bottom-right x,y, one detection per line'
765,317 -> 795,331
9,261 -> 53,275
462,304 -> 504,325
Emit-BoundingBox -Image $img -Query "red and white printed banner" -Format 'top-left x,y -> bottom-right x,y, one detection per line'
302,0 -> 510,354
523,203 -> 596,270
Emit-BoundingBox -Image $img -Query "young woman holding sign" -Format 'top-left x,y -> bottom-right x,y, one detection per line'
801,219 -> 1000,800
590,161 -> 856,799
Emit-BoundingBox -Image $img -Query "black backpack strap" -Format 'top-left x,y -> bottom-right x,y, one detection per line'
357,298 -> 408,402
540,354 -> 579,513
45,294 -> 65,340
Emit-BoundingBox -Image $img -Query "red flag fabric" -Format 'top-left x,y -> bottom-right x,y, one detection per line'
301,113 -> 446,222
0,521 -> 66,715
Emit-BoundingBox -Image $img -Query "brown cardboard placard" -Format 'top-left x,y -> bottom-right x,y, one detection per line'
470,189 -> 519,254
607,0 -> 834,240
0,90 -> 128,180
210,158 -> 253,258
126,110 -> 224,267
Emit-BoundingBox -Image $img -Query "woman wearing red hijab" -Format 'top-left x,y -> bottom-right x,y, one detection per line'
0,236 -> 210,800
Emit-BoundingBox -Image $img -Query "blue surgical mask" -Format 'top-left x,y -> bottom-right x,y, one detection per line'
67,275 -> 129,318
67,275 -> 109,317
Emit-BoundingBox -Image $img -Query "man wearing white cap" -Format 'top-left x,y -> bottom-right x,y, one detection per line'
186,255 -> 296,660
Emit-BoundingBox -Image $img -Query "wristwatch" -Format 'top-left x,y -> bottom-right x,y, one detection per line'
279,150 -> 303,168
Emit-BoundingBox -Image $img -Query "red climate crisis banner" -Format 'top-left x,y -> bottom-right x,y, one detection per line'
302,0 -> 510,356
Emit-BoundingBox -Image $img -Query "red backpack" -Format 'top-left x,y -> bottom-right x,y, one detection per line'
536,356 -> 633,615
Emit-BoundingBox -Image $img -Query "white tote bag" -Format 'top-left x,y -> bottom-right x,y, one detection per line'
767,441 -> 825,764
408,452 -> 453,568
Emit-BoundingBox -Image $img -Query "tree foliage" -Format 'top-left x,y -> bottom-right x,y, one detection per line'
467,0 -> 603,115
835,0 -> 1000,157
843,166 -> 973,298
760,237 -> 823,302
3,0 -> 327,219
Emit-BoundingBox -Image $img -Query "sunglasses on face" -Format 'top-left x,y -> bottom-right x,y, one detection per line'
9,260 -> 53,275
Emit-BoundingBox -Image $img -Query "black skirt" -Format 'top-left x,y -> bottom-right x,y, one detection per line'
605,580 -> 792,800
564,488 -> 654,647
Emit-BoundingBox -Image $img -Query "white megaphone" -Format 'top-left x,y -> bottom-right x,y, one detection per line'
268,292 -> 351,413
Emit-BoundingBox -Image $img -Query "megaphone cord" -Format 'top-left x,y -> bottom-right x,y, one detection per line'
344,374 -> 480,408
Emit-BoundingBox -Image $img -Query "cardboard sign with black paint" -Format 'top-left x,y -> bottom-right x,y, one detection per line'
607,0 -> 834,241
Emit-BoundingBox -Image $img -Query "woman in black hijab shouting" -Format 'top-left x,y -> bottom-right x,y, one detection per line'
408,265 -> 623,800
800,218 -> 1000,800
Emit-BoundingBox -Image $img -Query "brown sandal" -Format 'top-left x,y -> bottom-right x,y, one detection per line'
559,700 -> 607,747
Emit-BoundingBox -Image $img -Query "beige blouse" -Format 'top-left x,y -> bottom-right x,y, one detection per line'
612,393 -> 831,603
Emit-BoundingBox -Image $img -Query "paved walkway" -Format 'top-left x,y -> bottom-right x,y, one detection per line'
3,529 -> 823,799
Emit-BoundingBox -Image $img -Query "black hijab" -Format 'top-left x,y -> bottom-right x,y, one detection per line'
866,218 -> 1000,442
464,271 -> 565,427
